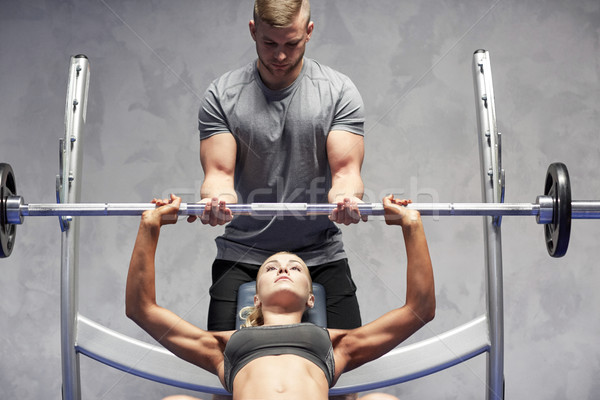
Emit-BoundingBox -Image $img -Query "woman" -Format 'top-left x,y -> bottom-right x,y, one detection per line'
126,194 -> 435,400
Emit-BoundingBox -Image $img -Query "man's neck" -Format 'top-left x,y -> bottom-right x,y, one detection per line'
257,58 -> 304,91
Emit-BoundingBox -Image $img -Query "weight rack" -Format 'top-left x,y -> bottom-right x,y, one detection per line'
53,50 -> 506,399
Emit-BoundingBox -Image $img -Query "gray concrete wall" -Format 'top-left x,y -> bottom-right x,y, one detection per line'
1,0 -> 599,398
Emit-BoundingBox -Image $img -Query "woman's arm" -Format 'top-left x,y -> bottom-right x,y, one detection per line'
125,194 -> 227,378
332,195 -> 435,375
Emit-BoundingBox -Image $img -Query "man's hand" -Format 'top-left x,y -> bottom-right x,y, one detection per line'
187,197 -> 233,226
329,197 -> 368,225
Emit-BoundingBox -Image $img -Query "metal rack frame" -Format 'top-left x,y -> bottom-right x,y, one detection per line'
60,50 -> 504,399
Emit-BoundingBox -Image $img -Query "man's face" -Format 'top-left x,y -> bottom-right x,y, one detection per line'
250,13 -> 313,90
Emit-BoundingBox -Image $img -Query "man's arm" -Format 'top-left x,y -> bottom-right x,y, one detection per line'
200,133 -> 238,202
188,133 -> 237,225
327,130 -> 366,224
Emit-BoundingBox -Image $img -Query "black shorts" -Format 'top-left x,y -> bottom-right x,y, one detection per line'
207,258 -> 362,331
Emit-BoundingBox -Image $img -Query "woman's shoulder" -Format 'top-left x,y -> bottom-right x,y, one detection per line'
212,330 -> 235,345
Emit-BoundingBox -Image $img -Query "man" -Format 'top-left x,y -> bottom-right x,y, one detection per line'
193,0 -> 365,339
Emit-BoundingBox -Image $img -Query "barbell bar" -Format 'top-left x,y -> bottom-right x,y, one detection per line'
6,198 -> 600,219
2,162 -> 599,259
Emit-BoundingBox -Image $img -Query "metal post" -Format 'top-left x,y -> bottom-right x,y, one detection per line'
473,49 -> 505,400
60,55 -> 89,400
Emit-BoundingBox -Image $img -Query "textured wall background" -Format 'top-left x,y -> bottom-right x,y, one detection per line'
1,0 -> 599,399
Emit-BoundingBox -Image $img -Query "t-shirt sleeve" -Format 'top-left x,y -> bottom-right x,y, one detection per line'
198,82 -> 231,140
331,76 -> 365,136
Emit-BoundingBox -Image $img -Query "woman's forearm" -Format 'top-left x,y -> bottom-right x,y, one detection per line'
403,219 -> 436,325
125,218 -> 161,323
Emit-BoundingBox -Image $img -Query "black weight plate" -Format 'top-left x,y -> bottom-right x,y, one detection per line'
544,162 -> 571,257
0,163 -> 17,258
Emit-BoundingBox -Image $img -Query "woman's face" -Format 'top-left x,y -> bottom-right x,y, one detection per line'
255,252 -> 313,309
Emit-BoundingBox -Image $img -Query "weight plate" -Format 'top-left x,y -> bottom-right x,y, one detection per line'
544,162 -> 571,257
0,163 -> 17,258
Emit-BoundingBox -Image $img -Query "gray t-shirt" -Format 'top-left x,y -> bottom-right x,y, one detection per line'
198,58 -> 364,266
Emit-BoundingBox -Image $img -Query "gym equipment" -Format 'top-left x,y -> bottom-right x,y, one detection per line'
1,161 -> 599,259
6,50 -> 587,400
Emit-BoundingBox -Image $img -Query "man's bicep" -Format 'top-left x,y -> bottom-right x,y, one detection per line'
200,133 -> 237,175
326,130 -> 365,173
199,133 -> 238,202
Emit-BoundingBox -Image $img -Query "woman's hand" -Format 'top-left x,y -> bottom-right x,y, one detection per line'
142,193 -> 182,227
382,195 -> 421,227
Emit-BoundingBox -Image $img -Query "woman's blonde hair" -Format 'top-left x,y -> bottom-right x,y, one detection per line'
239,304 -> 264,328
239,252 -> 312,328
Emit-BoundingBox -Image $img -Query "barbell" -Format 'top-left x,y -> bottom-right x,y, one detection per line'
2,162 -> 599,259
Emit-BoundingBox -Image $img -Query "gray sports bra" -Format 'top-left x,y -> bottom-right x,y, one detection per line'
223,323 -> 335,393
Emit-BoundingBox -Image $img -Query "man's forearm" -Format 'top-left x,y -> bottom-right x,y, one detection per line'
328,174 -> 364,203
200,176 -> 238,203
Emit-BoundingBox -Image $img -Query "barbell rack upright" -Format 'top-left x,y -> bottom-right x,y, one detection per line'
60,55 -> 89,400
474,49 -> 504,400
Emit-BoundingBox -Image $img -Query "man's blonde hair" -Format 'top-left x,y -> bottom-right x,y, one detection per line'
253,0 -> 311,28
